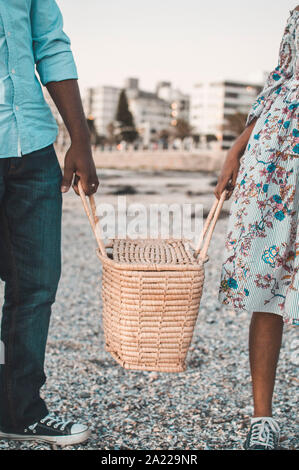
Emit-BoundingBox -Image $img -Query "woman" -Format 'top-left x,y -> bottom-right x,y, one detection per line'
215,6 -> 298,450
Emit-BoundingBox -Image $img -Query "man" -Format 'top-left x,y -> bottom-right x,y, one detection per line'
0,0 -> 99,446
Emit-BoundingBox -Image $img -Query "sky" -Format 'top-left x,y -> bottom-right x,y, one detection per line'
57,0 -> 297,95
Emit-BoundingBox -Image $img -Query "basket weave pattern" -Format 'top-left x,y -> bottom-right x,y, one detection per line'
79,184 -> 226,373
99,240 -> 205,372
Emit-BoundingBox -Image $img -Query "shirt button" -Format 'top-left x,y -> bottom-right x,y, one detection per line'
15,106 -> 19,111
7,31 -> 11,36
11,69 -> 15,74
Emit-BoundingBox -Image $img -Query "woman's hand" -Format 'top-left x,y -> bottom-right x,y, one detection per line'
214,117 -> 257,200
214,150 -> 241,200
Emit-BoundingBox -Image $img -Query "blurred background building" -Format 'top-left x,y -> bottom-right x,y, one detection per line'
84,78 -> 191,148
125,78 -> 171,147
84,86 -> 121,137
48,75 -> 265,152
51,0 -> 290,154
191,80 -> 262,150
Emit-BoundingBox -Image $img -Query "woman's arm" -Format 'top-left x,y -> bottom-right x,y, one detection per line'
214,118 -> 257,200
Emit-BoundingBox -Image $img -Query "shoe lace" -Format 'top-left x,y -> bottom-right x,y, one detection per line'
249,418 -> 279,449
28,414 -> 71,432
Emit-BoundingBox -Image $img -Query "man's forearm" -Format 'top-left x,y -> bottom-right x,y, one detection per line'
46,79 -> 90,145
46,79 -> 99,195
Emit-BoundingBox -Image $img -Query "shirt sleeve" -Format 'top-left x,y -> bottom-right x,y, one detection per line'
30,0 -> 78,85
245,12 -> 296,126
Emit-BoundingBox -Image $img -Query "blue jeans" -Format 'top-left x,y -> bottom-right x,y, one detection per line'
0,144 -> 62,431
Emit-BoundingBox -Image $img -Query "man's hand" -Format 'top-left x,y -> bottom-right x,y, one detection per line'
46,79 -> 99,196
61,141 -> 99,196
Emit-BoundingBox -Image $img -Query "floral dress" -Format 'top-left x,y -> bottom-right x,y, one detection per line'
219,8 -> 299,325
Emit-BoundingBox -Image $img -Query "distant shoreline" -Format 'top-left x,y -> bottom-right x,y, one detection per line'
56,148 -> 225,173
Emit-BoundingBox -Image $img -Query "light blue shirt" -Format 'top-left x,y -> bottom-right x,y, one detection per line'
0,0 -> 78,158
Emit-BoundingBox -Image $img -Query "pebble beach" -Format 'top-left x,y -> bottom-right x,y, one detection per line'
0,169 -> 298,450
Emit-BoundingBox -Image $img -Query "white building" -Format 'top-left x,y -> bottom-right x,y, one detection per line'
85,78 -> 191,146
156,81 -> 190,125
85,85 -> 121,136
191,80 -> 262,149
125,78 -> 172,146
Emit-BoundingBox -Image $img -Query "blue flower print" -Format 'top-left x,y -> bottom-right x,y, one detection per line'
219,10 -> 299,326
262,246 -> 279,268
267,163 -> 276,173
227,278 -> 238,289
273,194 -> 282,203
293,144 -> 299,154
274,211 -> 285,221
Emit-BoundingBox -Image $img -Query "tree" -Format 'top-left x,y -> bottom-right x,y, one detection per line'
106,122 -> 116,145
95,134 -> 106,147
115,89 -> 138,143
223,112 -> 248,136
173,119 -> 193,140
86,117 -> 99,146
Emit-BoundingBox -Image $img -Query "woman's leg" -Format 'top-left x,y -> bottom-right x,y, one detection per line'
249,311 -> 283,417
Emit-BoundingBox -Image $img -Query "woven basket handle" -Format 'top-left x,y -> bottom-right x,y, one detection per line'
78,181 -> 107,258
195,190 -> 227,260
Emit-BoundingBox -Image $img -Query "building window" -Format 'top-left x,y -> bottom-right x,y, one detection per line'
225,92 -> 238,98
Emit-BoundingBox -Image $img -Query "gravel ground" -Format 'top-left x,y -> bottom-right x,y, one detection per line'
0,170 -> 298,450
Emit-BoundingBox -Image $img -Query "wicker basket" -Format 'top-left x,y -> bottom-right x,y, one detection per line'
79,183 -> 226,372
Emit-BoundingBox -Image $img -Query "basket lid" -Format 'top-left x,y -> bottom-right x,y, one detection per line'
110,238 -> 200,266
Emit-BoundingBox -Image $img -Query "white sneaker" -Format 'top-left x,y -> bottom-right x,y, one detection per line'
244,417 -> 280,450
0,413 -> 91,447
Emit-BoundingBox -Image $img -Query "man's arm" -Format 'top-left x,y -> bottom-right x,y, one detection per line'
46,79 -> 99,195
31,0 -> 98,195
